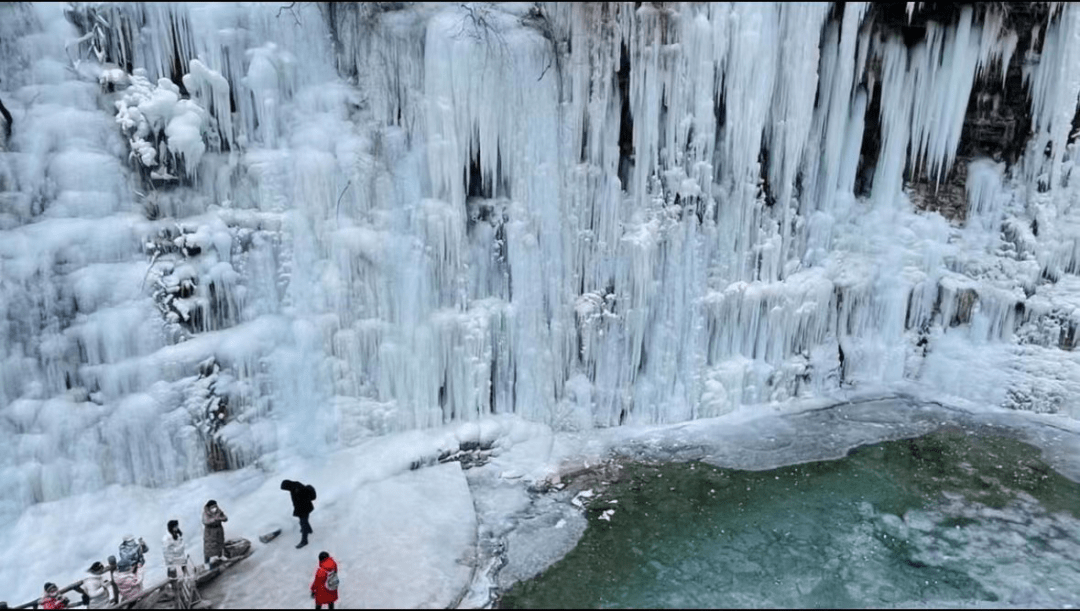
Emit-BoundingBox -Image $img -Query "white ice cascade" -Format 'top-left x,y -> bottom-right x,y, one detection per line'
4,2 -> 1080,518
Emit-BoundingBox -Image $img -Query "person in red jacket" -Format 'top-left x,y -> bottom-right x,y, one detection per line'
309,551 -> 338,610
40,583 -> 70,609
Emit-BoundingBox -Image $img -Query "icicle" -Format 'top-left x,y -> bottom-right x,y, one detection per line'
872,5 -> 1013,202
871,40 -> 911,210
906,3 -> 921,23
768,3 -> 830,279
966,159 -> 1007,242
815,2 -> 869,214
836,88 -> 867,197
674,3 -> 730,200
626,3 -> 665,208
721,3 -> 778,189
1023,3 -> 1080,193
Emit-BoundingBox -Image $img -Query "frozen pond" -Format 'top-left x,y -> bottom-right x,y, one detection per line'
498,426 -> 1080,608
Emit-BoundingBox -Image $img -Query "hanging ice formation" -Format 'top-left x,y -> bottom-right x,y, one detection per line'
2,1 -> 1080,516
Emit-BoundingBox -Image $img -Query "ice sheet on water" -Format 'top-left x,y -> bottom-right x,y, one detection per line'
865,492 -> 1080,607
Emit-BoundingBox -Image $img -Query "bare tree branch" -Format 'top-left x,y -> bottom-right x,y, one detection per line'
276,2 -> 302,26
335,180 -> 352,221
0,95 -> 11,141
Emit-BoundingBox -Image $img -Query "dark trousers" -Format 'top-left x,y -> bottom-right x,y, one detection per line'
299,514 -> 312,539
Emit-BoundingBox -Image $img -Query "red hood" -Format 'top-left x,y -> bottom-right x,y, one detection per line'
320,557 -> 337,572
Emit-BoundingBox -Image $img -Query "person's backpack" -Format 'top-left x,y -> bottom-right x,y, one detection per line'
117,540 -> 143,572
325,569 -> 339,591
306,484 -> 317,502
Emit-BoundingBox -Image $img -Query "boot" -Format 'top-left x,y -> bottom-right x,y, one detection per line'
296,537 -> 308,549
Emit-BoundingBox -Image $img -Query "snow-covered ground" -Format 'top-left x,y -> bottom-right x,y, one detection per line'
4,391 -> 1080,608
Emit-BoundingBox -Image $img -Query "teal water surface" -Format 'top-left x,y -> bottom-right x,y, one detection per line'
498,428 -> 1080,608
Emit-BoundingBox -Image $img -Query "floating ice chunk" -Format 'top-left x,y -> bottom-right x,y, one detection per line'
903,510 -> 936,532
571,489 -> 594,508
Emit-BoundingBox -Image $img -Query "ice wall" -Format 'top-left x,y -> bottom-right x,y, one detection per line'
4,1 -> 1080,517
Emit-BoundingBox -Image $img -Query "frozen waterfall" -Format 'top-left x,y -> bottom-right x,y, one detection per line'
3,2 -> 1080,521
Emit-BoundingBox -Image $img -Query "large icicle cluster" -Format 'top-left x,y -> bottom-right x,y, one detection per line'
4,1 -> 1080,517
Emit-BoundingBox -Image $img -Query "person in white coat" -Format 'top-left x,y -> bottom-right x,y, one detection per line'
81,562 -> 116,609
162,520 -> 187,571
163,518 -> 197,606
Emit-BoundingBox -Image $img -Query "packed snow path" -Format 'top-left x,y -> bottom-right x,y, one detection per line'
199,462 -> 477,609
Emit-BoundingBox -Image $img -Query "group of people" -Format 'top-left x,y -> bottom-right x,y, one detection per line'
30,480 -> 337,610
35,498 -> 229,609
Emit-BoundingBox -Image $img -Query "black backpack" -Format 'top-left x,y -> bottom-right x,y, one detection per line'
306,484 -> 317,502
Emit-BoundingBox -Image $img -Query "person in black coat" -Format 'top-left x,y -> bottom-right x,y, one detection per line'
281,479 -> 317,549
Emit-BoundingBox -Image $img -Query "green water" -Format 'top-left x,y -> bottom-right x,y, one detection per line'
499,428 -> 1080,608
